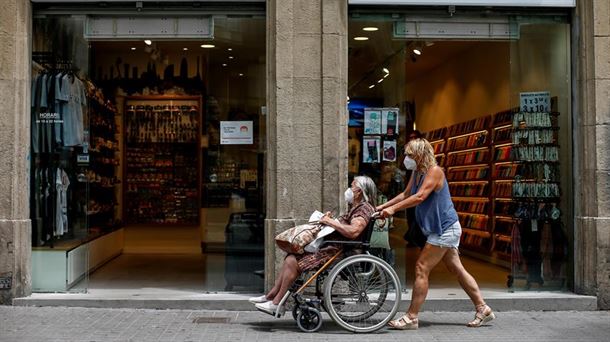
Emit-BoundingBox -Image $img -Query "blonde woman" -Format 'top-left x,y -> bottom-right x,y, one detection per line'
378,138 -> 495,330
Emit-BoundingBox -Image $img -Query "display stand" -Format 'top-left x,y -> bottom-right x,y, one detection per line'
123,96 -> 202,225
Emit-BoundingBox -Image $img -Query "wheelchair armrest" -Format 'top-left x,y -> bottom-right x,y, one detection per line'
319,240 -> 370,248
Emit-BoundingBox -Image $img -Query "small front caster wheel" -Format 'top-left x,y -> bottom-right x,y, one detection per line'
296,307 -> 322,333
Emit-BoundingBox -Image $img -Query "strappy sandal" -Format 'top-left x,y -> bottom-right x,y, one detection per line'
467,304 -> 495,327
388,314 -> 418,330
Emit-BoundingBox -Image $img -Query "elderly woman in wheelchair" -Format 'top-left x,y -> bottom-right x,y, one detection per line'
249,175 -> 402,333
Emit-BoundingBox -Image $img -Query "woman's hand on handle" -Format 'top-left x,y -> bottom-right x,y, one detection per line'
379,207 -> 395,219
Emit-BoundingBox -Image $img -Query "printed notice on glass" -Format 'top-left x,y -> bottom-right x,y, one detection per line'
383,140 -> 397,162
363,136 -> 381,163
364,109 -> 382,135
382,108 -> 399,136
520,91 -> 550,113
220,121 -> 253,145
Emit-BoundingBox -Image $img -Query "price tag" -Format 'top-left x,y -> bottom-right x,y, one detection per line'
531,219 -> 538,232
520,92 -> 550,113
77,154 -> 90,165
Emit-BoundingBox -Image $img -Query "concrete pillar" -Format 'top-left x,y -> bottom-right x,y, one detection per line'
265,0 -> 348,290
574,0 -> 610,309
0,0 -> 32,304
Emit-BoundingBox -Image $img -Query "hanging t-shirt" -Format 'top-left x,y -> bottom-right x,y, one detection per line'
55,168 -> 70,237
30,74 -> 49,153
58,74 -> 87,146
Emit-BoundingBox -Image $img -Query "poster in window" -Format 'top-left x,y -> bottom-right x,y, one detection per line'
383,140 -> 397,162
363,136 -> 381,163
364,109 -> 382,135
220,121 -> 253,145
382,108 -> 399,136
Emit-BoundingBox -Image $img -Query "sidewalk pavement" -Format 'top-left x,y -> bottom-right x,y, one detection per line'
0,305 -> 608,342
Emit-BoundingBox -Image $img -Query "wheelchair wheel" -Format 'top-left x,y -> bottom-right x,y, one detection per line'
296,307 -> 323,333
323,254 -> 401,333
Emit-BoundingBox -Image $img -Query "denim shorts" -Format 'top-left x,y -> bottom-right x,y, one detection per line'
426,221 -> 462,249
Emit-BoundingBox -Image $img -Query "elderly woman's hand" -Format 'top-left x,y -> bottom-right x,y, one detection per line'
318,211 -> 334,227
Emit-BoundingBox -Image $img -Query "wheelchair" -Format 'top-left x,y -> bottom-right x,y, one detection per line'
271,215 -> 402,333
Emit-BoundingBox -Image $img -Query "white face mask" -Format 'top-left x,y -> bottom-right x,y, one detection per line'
403,156 -> 417,170
344,188 -> 354,204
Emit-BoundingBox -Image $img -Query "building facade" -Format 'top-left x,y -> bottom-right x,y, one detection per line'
0,0 -> 608,309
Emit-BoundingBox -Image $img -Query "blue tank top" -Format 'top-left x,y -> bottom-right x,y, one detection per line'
411,171 -> 459,236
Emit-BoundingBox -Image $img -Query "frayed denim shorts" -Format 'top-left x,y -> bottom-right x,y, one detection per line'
426,221 -> 461,249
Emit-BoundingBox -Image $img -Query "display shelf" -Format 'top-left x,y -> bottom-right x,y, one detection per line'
123,96 -> 202,225
462,228 -> 491,238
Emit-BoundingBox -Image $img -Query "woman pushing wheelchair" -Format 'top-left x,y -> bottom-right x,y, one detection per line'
378,138 -> 495,329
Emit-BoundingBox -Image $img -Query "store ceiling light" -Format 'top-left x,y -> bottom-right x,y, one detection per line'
383,68 -> 390,74
201,44 -> 215,48
239,73 -> 244,77
228,48 -> 233,51
229,56 -> 234,59
413,48 -> 422,55
354,36 -> 369,41
363,27 -> 378,31
222,63 -> 227,67
377,78 -> 384,84
144,40 -> 152,46
369,84 -> 375,89
131,47 -> 136,51
183,47 -> 188,51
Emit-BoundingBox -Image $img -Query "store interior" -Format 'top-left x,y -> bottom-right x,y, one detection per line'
348,17 -> 571,290
30,16 -> 267,293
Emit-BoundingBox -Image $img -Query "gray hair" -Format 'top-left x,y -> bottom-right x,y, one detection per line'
353,175 -> 377,207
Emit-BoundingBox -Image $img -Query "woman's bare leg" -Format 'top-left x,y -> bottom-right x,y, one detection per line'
406,244 -> 449,318
271,255 -> 300,305
442,249 -> 485,307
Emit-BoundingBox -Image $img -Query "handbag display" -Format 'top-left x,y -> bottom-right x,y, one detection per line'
275,223 -> 322,254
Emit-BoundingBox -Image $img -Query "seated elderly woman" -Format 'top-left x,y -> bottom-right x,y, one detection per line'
249,175 -> 377,315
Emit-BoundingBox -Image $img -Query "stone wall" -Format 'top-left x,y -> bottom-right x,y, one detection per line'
0,0 -> 32,304
575,0 -> 610,309
264,0 -> 348,290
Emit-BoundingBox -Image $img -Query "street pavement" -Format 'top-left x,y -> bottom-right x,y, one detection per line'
1,305 -> 609,342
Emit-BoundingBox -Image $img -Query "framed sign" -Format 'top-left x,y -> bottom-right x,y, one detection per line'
364,109 -> 382,135
220,121 -> 253,145
383,140 -> 397,162
363,137 -> 381,163
520,91 -> 550,113
382,108 -> 399,136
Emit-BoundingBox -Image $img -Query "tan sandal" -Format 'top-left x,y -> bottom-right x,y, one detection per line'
467,304 -> 495,327
388,314 -> 418,330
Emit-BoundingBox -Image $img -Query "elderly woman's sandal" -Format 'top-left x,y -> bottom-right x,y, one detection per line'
467,304 -> 495,327
388,314 -> 418,330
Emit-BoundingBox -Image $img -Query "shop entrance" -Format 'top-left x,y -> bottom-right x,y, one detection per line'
30,14 -> 266,294
348,12 -> 572,292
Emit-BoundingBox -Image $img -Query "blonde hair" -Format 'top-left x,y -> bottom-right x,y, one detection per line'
405,138 -> 437,172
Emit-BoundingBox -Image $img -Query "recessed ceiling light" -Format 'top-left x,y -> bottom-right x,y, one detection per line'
228,48 -> 233,51
144,40 -> 152,46
383,68 -> 390,74
363,27 -> 378,31
377,78 -> 384,84
222,63 -> 227,67
131,47 -> 136,51
369,84 -> 375,89
413,48 -> 422,55
183,47 -> 188,51
228,56 -> 234,59
354,36 -> 369,41
239,73 -> 244,77
201,44 -> 215,48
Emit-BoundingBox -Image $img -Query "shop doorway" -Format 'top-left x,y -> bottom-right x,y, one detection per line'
30,15 -> 266,294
